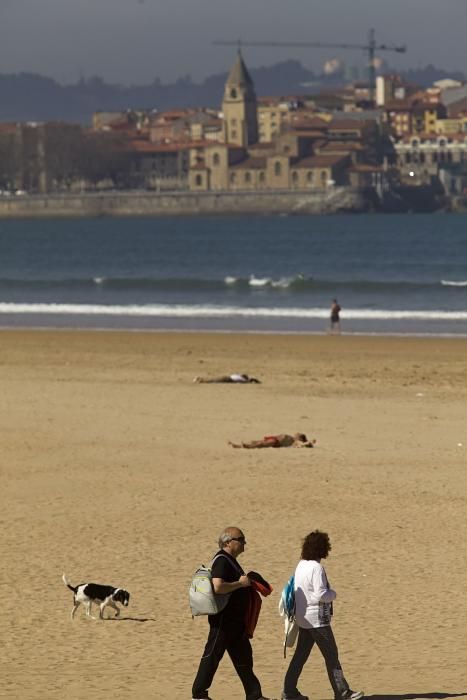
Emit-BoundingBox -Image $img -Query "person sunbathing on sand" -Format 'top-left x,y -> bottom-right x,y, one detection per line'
229,432 -> 316,449
194,373 -> 261,384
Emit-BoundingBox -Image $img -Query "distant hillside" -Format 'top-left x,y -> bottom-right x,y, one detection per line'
0,62 -> 464,125
0,61 -> 316,124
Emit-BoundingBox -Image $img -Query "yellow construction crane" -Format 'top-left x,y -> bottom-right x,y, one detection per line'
214,28 -> 406,104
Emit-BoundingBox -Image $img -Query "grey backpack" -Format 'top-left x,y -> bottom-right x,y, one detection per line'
189,553 -> 241,617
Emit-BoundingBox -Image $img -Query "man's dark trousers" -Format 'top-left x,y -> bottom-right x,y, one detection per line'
192,617 -> 262,700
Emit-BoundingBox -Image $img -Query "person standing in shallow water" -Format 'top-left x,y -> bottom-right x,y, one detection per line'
329,299 -> 341,334
281,530 -> 364,700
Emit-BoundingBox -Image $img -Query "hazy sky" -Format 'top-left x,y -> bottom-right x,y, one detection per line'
1,0 -> 466,85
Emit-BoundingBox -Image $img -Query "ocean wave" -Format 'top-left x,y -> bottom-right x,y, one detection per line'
441,279 -> 467,287
1,302 -> 466,321
0,275 -> 465,294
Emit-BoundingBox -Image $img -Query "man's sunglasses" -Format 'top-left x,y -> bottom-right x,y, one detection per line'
230,537 -> 246,544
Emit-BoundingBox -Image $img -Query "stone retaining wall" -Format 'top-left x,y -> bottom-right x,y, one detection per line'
0,187 -> 371,218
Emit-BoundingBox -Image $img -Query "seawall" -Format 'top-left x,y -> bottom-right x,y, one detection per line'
0,187 -> 371,218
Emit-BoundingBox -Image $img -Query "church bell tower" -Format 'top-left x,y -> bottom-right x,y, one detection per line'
222,50 -> 258,147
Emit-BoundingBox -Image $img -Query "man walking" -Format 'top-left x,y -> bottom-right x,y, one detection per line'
192,526 -> 273,700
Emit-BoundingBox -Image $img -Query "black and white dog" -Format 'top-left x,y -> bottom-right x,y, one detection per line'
62,574 -> 130,620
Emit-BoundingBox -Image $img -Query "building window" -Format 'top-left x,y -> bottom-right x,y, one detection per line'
307,171 -> 313,184
245,172 -> 251,184
292,171 -> 299,186
259,171 -> 265,183
321,171 -> 327,185
230,88 -> 237,99
231,119 -> 237,127
231,130 -> 237,139
212,153 -> 220,166
230,172 -> 237,184
274,161 -> 282,176
195,174 -> 203,186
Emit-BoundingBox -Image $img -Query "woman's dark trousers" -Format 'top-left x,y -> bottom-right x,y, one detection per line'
192,618 -> 262,700
283,625 -> 350,699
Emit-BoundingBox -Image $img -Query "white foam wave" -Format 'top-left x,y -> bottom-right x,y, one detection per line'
224,276 -> 238,285
271,277 -> 294,288
1,302 -> 467,321
249,275 -> 303,288
249,275 -> 271,287
441,279 -> 467,287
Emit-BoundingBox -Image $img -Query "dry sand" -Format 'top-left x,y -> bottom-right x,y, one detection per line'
1,330 -> 467,700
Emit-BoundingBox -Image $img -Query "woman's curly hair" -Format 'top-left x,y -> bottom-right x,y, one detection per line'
301,530 -> 331,560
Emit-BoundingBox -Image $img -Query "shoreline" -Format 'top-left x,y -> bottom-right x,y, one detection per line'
2,323 -> 467,339
0,188 -> 461,218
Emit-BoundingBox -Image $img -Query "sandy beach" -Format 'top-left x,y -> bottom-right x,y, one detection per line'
2,329 -> 467,700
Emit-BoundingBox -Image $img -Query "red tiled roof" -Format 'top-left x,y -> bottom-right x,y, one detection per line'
288,128 -> 326,137
329,119 -> 369,130
124,139 -> 212,153
385,100 -> 413,111
290,116 -> 329,129
0,122 -> 17,134
154,109 -> 192,120
386,98 -> 443,112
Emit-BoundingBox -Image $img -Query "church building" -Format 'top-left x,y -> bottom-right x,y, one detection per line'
188,52 -> 352,192
222,50 -> 258,147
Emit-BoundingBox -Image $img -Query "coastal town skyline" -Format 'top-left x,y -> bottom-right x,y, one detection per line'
1,0 -> 466,85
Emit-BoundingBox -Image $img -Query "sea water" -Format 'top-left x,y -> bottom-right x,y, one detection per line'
0,213 -> 466,335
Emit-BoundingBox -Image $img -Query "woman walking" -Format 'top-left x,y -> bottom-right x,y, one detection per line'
281,530 -> 363,700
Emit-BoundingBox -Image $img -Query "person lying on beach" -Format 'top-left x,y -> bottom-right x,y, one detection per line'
229,432 -> 316,449
193,373 -> 261,384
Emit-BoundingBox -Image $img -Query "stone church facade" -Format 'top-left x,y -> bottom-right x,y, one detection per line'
188,52 -> 351,192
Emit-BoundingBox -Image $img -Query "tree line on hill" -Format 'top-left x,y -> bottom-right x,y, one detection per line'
0,62 -> 464,125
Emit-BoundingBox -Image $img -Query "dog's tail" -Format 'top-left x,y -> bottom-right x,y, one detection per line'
62,573 -> 78,593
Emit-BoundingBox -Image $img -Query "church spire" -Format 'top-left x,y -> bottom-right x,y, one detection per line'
222,51 -> 258,147
226,50 -> 254,88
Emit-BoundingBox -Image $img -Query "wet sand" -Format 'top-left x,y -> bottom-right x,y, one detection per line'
2,330 -> 467,700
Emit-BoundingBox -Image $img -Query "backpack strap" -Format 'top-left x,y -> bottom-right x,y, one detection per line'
211,552 -> 244,577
